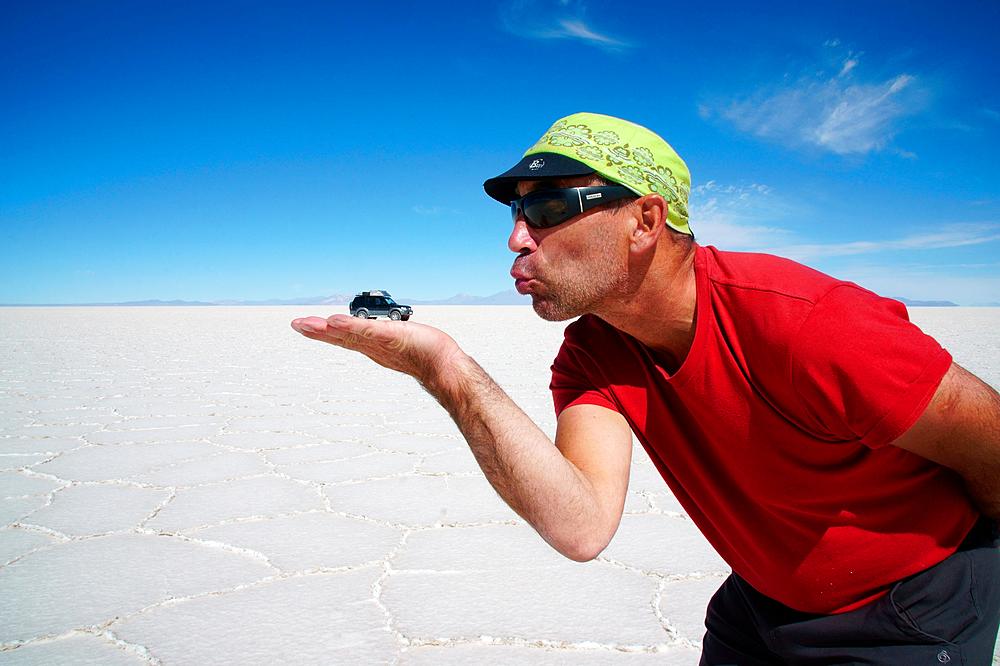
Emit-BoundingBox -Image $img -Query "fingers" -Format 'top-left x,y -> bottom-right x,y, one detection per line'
325,314 -> 355,327
291,317 -> 329,335
291,313 -> 453,382
324,314 -> 373,344
329,317 -> 403,354
290,315 -> 394,354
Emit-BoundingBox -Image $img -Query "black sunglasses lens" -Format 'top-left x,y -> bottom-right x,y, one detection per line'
510,187 -> 634,228
522,192 -> 573,228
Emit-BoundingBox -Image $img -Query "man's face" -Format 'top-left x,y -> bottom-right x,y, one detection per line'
508,175 -> 630,321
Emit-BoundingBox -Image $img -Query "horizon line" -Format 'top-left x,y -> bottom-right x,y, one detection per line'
2,296 -> 998,308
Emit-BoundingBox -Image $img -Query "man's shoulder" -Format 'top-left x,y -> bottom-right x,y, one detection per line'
700,245 -> 845,305
698,246 -> 894,383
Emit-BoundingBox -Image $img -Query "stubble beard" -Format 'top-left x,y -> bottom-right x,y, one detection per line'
530,240 -> 629,322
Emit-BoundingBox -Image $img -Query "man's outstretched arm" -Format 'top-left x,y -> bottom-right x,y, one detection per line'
291,314 -> 633,561
892,362 -> 1000,519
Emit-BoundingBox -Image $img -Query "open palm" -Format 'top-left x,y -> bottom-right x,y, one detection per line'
291,314 -> 462,385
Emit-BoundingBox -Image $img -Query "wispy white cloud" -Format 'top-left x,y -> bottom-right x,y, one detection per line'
981,107 -> 1000,123
412,204 -> 460,216
689,181 -> 1000,263
708,44 -> 926,156
689,180 -> 795,249
689,179 -> 1000,305
832,263 -> 1000,306
501,1 -> 629,49
693,181 -> 773,198
722,74 -> 920,155
760,223 -> 1000,261
551,19 -> 622,46
815,74 -> 916,153
838,57 -> 859,77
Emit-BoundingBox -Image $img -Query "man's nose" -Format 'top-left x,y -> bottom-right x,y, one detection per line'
507,216 -> 538,254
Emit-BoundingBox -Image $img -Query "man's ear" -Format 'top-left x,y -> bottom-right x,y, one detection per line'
630,194 -> 667,251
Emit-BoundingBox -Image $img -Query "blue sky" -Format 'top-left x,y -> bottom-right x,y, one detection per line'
2,0 -> 998,304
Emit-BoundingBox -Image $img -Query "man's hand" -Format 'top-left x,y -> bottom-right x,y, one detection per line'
291,315 -> 463,387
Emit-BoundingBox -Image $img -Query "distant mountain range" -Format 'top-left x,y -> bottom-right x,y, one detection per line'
5,292 -> 992,308
891,297 -> 958,307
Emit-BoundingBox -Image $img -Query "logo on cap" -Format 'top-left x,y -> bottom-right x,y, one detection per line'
528,158 -> 545,170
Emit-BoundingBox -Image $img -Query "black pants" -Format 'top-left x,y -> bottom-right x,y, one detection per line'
701,518 -> 1000,665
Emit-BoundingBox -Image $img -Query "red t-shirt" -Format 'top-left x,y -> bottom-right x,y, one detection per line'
550,245 -> 979,614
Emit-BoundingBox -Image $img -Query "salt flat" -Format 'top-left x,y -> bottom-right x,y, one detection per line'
1,305 -> 998,665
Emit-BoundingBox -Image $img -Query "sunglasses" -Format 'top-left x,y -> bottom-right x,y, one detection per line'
510,185 -> 637,229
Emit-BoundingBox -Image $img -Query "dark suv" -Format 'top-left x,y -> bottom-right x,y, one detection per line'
349,290 -> 413,320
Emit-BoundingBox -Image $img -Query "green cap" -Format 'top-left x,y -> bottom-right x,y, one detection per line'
484,112 -> 692,235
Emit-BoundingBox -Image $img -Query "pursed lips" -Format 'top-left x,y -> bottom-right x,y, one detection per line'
510,257 -> 536,281
510,261 -> 536,293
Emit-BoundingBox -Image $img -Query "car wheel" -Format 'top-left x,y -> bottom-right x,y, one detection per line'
355,309 -> 369,319
389,310 -> 402,321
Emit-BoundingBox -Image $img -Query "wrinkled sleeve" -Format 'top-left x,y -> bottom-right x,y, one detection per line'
550,339 -> 618,417
789,285 -> 952,448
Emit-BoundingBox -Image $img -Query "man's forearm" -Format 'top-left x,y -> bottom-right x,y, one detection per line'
289,314 -> 619,558
421,352 -> 609,560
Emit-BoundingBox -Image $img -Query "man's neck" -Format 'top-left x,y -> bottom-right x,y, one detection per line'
593,242 -> 699,373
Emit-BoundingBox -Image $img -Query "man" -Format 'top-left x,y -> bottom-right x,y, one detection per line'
292,112 -> 1000,664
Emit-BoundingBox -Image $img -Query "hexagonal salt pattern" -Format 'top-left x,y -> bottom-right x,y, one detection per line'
112,571 -> 397,664
0,437 -> 86,457
3,305 -> 994,664
387,554 -> 666,646
279,450 -> 418,484
417,447 -> 483,474
145,476 -> 325,532
262,440 -> 373,465
0,528 -> 59,566
601,514 -> 729,577
0,471 -> 63,499
398,643 -> 701,665
657,577 -> 728,645
323,474 -> 516,526
190,512 -> 403,571
384,524 -> 667,646
21,484 -> 172,537
371,432 -> 461,456
0,632 -> 148,665
0,496 -> 50,528
0,533 -> 276,644
32,441 -> 217,482
129,450 -> 272,486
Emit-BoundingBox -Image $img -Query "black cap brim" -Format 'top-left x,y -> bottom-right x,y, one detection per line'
483,152 -> 595,204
